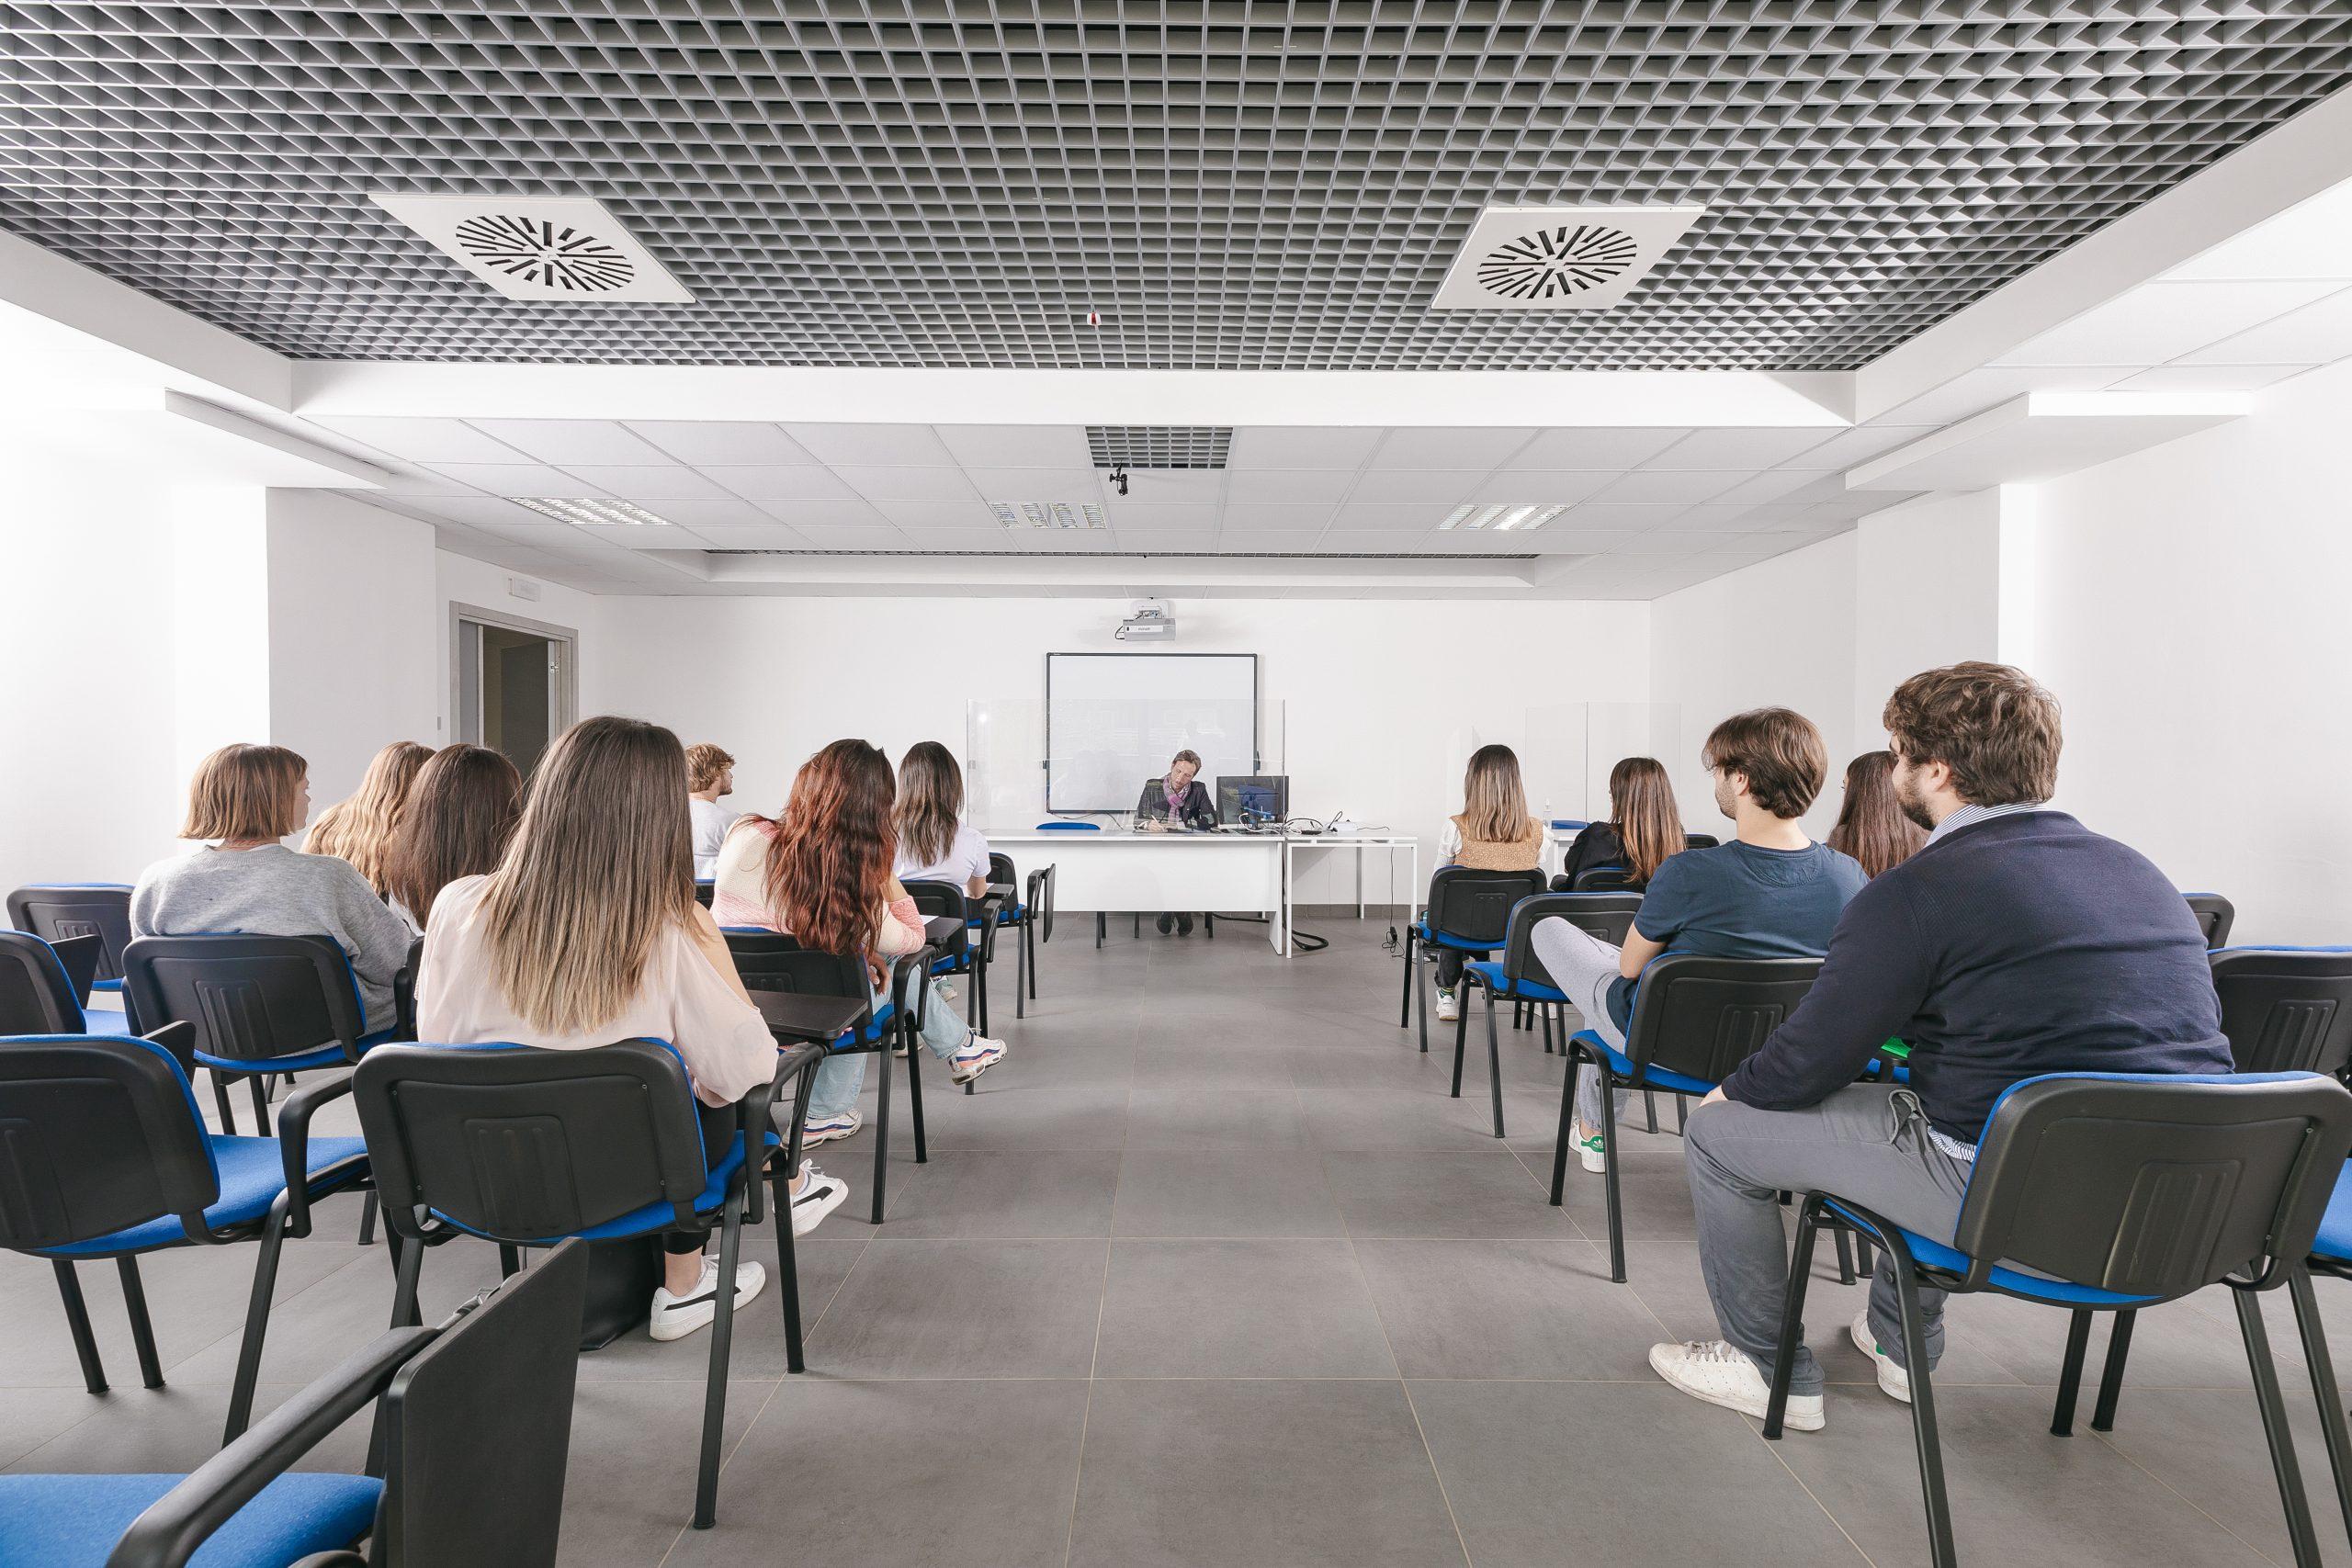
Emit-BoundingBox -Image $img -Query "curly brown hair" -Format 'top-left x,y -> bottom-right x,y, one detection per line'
761,739 -> 898,957
1882,662 -> 2061,807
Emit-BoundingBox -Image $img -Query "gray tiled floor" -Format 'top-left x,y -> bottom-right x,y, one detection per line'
4,921 -> 2344,1566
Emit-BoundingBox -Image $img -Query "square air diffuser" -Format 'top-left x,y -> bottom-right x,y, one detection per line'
371,194 -> 694,303
1431,206 -> 1707,310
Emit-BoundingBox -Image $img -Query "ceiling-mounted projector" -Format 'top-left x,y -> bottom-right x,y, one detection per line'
1114,598 -> 1175,642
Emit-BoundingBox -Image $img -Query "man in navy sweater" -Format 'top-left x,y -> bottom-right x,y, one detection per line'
1649,662 -> 2230,1431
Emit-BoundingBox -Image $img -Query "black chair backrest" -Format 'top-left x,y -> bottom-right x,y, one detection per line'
693,880 -> 716,908
122,934 -> 368,1066
720,930 -> 873,1012
1682,832 -> 1721,851
1955,1073 -> 2352,1301
7,885 -> 133,983
988,852 -> 1016,890
1622,953 -> 1823,1085
376,1237 -> 589,1568
354,1039 -> 713,1244
0,930 -> 86,1034
1568,865 -> 1641,893
2212,949 -> 2352,1076
0,1033 -> 217,1251
1504,895 -> 1644,977
2185,893 -> 2235,949
1028,862 -> 1059,942
1425,867 -> 1546,945
904,879 -> 971,958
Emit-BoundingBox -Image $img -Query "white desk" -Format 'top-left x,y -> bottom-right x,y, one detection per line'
1277,834 -> 1417,956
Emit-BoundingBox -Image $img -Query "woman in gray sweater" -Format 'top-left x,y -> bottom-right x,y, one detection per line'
131,743 -> 414,1034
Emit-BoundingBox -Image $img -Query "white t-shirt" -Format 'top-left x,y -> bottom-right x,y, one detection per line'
895,822 -> 992,889
689,796 -> 742,879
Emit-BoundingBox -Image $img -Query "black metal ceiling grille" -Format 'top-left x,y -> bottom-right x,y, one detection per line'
1085,426 -> 1234,469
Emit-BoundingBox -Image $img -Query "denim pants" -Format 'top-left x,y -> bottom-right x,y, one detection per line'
1528,917 -> 1634,1134
1682,1084 -> 1973,1396
806,961 -> 976,1119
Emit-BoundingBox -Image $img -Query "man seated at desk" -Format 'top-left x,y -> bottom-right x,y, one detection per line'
1135,749 -> 1218,934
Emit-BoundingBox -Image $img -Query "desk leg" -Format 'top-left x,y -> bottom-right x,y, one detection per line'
1274,841 -> 1290,956
1356,849 -> 1365,920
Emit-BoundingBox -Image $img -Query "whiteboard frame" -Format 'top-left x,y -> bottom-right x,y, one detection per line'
1044,651 -> 1261,816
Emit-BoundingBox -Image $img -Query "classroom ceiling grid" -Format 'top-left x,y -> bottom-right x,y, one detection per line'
2,3 -> 2347,369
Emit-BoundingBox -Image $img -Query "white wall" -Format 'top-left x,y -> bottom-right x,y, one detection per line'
435,549 -> 609,730
2029,356 -> 2352,942
1849,490 -> 2006,749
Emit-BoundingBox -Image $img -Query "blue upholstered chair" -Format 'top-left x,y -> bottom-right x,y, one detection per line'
7,883 -> 133,1014
0,1029 -> 371,1444
1766,1072 -> 2352,1568
1398,866 -> 1545,1055
2183,890 -> 2236,948
1453,893 -> 1639,1138
981,852 -> 1054,1021
1,929 -> 133,1038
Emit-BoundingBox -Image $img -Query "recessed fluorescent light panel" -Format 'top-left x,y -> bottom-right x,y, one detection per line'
1431,205 -> 1706,310
1439,503 -> 1570,532
512,497 -> 673,526
989,501 -> 1107,529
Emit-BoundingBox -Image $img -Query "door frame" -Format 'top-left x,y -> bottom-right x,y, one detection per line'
449,602 -> 580,753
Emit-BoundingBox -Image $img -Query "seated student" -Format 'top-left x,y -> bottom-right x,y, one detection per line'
304,739 -> 431,897
1135,749 -> 1217,934
1556,755 -> 1685,891
685,743 -> 741,879
1532,709 -> 1866,1175
1826,749 -> 1927,878
418,716 -> 849,1343
382,744 -> 523,931
1648,664 -> 2232,1431
894,740 -> 990,899
134,742 -> 415,1036
1431,744 -> 1544,1022
713,739 -> 1007,1146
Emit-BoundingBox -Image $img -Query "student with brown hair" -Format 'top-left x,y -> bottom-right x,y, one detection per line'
1826,750 -> 1927,878
1556,756 -> 1685,891
304,740 -> 431,896
1431,743 -> 1544,1021
418,716 -> 848,1342
713,739 -> 1007,1146
894,740 -> 990,898
1532,708 -> 1866,1174
132,742 -> 415,1035
382,744 -> 523,929
685,743 -> 741,879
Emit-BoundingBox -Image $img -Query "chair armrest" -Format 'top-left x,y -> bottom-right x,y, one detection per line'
141,1020 -> 198,1082
275,1069 -> 360,1237
740,1041 -> 826,1224
390,965 -> 417,1043
105,1326 -> 434,1568
52,932 -> 103,998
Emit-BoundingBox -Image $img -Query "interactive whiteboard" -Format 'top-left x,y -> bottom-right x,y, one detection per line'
1046,653 -> 1260,814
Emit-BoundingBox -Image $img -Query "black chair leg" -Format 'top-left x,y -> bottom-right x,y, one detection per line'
1449,983 -> 1470,1099
224,1194 -> 292,1442
691,1195 -> 745,1530
2051,1308 -> 2094,1435
1887,1235 -> 1959,1568
1398,930 -> 1415,1028
1832,1227 -> 1856,1287
211,1071 -> 239,1135
771,1163 -> 808,1375
869,1043 -> 893,1224
1024,919 -> 1038,1005
247,1073 -> 272,1134
1095,910 -> 1105,949
1549,1042 -> 1579,1206
497,1244 -> 525,1280
52,1259 -> 107,1393
908,1023 -> 931,1156
390,1231 -> 425,1328
356,1190 -> 378,1246
1644,1089 -> 1659,1134
2090,1308 -> 2135,1431
1417,949 -> 1432,1055
2239,1284 -> 2325,1568
117,1256 -> 164,1389
1541,1006 -> 1554,1055
1598,1063 -> 1626,1283
977,953 -> 990,1037
1482,983 -> 1505,1139
1764,1197 -> 1825,1438
2287,1269 -> 2352,1553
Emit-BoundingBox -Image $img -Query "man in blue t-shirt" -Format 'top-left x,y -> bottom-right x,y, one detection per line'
1532,707 -> 1866,1174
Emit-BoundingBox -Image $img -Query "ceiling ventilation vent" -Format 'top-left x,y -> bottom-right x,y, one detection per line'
1432,205 -> 1705,311
1086,426 -> 1233,470
370,194 -> 694,302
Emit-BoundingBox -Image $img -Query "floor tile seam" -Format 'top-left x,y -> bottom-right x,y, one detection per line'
121,1238 -> 390,1384
1344,1220 -> 1474,1568
2084,1421 -> 2309,1568
1064,1221 -> 1115,1568
1736,1409 -> 1885,1568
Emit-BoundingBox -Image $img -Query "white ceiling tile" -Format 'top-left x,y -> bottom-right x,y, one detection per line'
562,466 -> 735,500
1122,469 -> 1225,504
1465,469 -> 1615,504
2106,364 -> 2314,393
1314,529 -> 1433,551
1558,501 -> 1695,527
1220,501 -> 1338,528
834,466 -> 982,502
1611,529 -> 1728,557
1778,424 -> 1939,470
1652,503 -> 1789,534
630,497 -> 771,528
2175,287 -> 2352,365
1103,503 -> 1218,529
1226,469 -> 1358,502
680,524 -> 812,548
1522,527 -> 1641,552
470,419 -> 673,465
427,463 -> 605,497
1591,470 -> 1741,503
370,468 -> 482,498
1867,367 -> 2138,426
1214,528 -> 1328,550
1225,427 -> 1385,469
1704,468 -> 1826,506
871,499 -> 1002,528
708,466 -> 861,500
747,499 -> 890,527
892,529 -> 1012,549
2165,181 -> 2352,282
782,423 -> 956,466
1332,501 -> 1448,529
1111,530 -> 1221,551
1506,428 -> 1689,468
1365,428 -> 1534,469
792,525 -> 915,548
1650,428 -> 1846,469
1995,281 -> 2341,366
933,424 -> 1092,467
311,416 -> 526,464
626,422 -> 818,465
1352,469 -> 1488,503
961,466 -> 1105,497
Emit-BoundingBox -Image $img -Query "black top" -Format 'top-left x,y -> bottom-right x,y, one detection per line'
1136,776 -> 1217,829
1717,811 -> 2230,1142
1557,822 -> 1630,889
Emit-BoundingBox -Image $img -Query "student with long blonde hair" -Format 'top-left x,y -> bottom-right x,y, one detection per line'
715,739 -> 1006,1146
304,740 -> 431,896
1430,744 -> 1543,1021
418,716 -> 848,1342
1557,757 -> 1685,891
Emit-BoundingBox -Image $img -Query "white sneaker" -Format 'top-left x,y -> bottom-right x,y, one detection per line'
1575,1128 -> 1607,1175
801,1109 -> 863,1145
1648,1338 -> 1824,1431
950,1036 -> 1006,1085
1850,1309 -> 1912,1404
649,1258 -> 768,1342
1435,988 -> 1460,1022
788,1161 -> 850,1237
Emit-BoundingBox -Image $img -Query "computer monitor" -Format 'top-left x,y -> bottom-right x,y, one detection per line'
1216,774 -> 1289,827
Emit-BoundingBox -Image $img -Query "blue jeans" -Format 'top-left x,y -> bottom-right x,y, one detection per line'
806,962 -> 976,1120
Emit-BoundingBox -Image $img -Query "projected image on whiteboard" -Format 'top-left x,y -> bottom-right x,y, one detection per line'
1046,653 -> 1260,815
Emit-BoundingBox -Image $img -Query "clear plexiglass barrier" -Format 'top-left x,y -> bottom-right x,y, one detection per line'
1523,703 -> 1686,826
967,696 -> 1286,829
